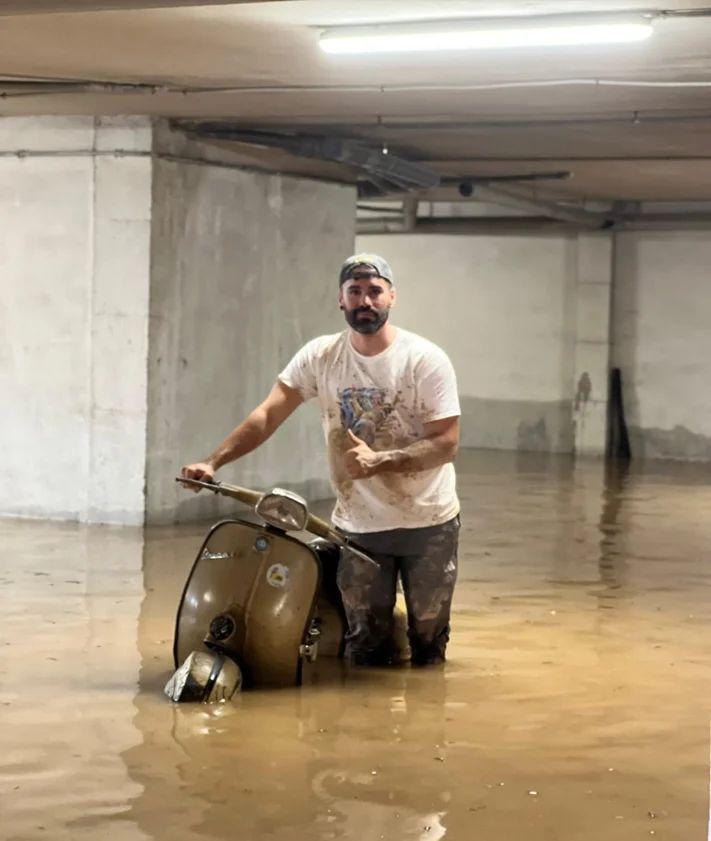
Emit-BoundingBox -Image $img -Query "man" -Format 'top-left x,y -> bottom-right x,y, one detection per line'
181,253 -> 460,667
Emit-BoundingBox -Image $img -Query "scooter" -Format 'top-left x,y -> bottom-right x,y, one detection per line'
165,477 -> 389,704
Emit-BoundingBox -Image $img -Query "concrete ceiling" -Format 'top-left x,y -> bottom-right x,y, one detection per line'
3,1 -> 711,202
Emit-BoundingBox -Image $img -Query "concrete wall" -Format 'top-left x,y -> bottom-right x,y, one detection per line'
613,231 -> 711,460
357,232 -> 612,455
146,152 -> 355,523
0,116 -> 151,523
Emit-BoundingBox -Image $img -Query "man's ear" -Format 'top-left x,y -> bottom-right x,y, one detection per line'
389,285 -> 396,308
338,288 -> 345,310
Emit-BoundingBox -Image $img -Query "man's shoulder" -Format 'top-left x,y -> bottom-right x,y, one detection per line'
298,331 -> 347,359
396,329 -> 453,366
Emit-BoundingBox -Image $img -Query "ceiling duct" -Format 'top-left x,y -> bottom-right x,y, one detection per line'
174,122 -> 441,197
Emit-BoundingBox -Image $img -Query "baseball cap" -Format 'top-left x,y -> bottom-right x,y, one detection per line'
338,253 -> 394,286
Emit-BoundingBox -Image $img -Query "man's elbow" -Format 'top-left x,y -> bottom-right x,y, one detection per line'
439,436 -> 459,463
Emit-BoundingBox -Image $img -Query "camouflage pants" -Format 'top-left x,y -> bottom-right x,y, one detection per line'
337,516 -> 460,666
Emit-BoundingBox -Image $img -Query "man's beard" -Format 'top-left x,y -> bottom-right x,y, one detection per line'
344,306 -> 390,335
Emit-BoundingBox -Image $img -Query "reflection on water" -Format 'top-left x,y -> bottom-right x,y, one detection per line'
2,450 -> 711,840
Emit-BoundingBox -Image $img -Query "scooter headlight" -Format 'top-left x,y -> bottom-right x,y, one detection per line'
255,488 -> 308,531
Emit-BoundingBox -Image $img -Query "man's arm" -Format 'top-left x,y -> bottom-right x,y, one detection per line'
344,416 -> 459,480
180,380 -> 304,487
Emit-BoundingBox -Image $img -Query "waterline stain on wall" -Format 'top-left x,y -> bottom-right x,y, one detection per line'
628,424 -> 711,461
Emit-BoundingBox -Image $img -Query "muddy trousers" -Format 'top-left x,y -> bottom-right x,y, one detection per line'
337,516 -> 460,666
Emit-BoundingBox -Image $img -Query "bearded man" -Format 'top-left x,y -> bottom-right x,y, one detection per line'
181,253 -> 461,666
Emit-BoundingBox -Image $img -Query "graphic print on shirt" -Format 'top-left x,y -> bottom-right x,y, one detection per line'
338,386 -> 395,447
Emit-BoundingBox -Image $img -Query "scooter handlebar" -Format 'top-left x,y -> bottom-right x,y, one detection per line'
175,477 -> 378,567
175,477 -> 263,507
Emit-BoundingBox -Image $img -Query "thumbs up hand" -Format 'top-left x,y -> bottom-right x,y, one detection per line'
347,429 -> 365,447
344,428 -> 382,479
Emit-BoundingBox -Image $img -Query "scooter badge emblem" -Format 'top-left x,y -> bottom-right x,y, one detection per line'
266,563 -> 289,588
201,549 -> 234,561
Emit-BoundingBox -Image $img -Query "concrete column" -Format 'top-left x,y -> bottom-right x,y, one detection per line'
86,118 -> 152,523
145,125 -> 356,524
612,231 -> 711,460
0,116 -> 151,524
572,233 -> 613,456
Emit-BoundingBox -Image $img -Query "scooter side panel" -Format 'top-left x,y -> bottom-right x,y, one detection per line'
174,520 -> 262,666
174,520 -> 320,687
243,536 -> 320,685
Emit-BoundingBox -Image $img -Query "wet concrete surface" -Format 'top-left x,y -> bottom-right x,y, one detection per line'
2,449 -> 711,840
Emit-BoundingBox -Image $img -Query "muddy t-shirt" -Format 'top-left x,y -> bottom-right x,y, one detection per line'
278,328 -> 460,533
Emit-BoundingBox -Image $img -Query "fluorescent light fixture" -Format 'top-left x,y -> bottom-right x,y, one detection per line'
319,14 -> 654,55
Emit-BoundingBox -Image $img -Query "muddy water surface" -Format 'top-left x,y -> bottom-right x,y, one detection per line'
2,450 -> 711,840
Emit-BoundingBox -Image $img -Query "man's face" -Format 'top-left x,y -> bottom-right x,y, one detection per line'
339,273 -> 395,335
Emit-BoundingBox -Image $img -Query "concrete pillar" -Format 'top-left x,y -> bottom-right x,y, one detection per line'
145,134 -> 355,524
87,119 -> 153,523
612,231 -> 711,460
1,115 -> 356,525
0,116 -> 151,524
572,233 -> 613,456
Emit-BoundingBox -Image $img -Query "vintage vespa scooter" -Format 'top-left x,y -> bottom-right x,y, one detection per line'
165,477 -> 392,704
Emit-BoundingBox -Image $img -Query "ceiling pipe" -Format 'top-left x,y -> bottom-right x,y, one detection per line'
357,216 -> 571,235
0,0 -> 267,13
1,2 -> 706,18
613,212 -> 711,230
448,172 -> 571,191
174,122 -> 441,196
0,81 -> 169,97
8,76 -> 711,100
305,112 -> 711,132
470,183 -> 611,228
356,198 -> 418,232
357,212 -> 711,235
175,123 -> 612,219
357,203 -> 406,214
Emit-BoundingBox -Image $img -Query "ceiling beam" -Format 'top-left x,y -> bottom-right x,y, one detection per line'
0,0 -> 280,15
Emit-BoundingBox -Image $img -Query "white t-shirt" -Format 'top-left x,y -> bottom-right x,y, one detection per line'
278,327 -> 460,533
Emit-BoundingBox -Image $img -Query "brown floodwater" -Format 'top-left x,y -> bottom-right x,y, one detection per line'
2,449 -> 711,841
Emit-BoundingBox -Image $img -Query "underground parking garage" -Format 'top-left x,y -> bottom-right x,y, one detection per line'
2,2 -> 711,839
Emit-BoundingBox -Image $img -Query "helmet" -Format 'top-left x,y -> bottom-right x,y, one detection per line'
164,651 -> 242,703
